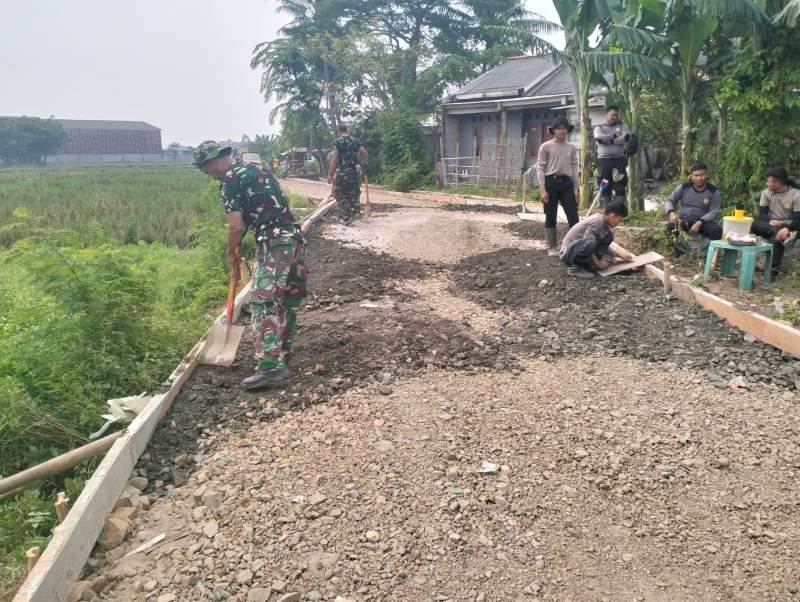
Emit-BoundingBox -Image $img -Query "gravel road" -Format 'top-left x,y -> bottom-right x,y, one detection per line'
75,182 -> 799,602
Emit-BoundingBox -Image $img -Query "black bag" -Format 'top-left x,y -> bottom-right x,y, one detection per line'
625,133 -> 639,155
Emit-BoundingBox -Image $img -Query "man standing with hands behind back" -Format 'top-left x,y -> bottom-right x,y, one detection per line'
538,116 -> 580,256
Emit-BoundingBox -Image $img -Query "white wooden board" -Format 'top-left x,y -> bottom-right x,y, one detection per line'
13,283 -> 252,602
599,251 -> 663,277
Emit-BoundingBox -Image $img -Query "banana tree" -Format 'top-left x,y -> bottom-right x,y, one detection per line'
653,0 -> 768,176
594,5 -> 673,212
501,1 -> 618,207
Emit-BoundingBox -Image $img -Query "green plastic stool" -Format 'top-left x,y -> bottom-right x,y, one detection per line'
703,240 -> 773,291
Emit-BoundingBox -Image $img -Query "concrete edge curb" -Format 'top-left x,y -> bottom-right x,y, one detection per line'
644,264 -> 800,356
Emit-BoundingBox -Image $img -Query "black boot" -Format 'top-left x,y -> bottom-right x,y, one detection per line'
242,366 -> 289,390
546,228 -> 558,256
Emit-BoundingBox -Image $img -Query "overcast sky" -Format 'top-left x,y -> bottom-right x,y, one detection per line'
0,0 -> 559,147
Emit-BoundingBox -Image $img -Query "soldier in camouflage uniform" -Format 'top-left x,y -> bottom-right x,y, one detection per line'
193,141 -> 307,390
327,125 -> 368,223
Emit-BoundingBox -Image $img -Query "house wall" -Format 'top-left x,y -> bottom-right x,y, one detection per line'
444,104 -> 608,166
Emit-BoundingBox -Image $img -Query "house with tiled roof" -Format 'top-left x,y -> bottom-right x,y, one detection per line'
440,55 -> 606,182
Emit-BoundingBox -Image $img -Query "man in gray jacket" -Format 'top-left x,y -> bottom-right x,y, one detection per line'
664,161 -> 723,242
593,106 -> 632,207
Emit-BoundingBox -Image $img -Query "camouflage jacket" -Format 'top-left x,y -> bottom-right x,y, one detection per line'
335,135 -> 362,168
220,160 -> 296,241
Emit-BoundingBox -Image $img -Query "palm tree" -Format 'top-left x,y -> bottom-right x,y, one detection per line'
774,0 -> 800,25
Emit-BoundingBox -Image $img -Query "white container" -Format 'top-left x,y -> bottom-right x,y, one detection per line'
722,216 -> 753,239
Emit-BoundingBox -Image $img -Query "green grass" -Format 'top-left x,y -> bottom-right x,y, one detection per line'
0,163 -> 312,598
0,164 -> 215,248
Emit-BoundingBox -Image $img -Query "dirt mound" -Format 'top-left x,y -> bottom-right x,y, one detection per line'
451,248 -> 800,390
503,219 -> 568,240
441,202 -> 521,215
303,230 -> 426,307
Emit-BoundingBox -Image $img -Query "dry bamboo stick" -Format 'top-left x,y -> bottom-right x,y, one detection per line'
0,431 -> 123,497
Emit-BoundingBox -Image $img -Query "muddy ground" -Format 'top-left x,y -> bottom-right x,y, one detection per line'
74,182 -> 800,602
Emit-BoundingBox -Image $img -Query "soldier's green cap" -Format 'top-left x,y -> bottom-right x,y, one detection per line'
192,140 -> 232,166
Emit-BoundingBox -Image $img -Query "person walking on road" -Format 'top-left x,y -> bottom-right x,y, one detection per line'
328,125 -> 369,224
537,116 -> 580,256
194,141 -> 308,390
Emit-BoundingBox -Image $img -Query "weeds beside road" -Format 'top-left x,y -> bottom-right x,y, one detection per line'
0,163 -> 311,598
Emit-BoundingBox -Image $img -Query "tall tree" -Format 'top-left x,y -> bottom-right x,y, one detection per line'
644,0 -> 769,176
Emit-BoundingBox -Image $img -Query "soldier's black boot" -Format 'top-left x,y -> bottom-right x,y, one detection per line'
242,366 -> 290,390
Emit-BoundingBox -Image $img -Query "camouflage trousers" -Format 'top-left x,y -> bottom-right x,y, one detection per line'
250,233 -> 308,371
334,164 -> 362,219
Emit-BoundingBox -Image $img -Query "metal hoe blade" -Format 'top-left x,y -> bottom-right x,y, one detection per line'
199,323 -> 245,366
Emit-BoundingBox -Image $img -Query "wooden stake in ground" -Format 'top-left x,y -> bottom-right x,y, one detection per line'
54,492 -> 70,524
363,175 -> 371,220
25,547 -> 40,573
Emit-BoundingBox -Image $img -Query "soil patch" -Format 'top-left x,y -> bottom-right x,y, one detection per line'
503,219 -> 569,241
441,202 -> 521,216
303,230 -> 426,307
450,248 -> 800,390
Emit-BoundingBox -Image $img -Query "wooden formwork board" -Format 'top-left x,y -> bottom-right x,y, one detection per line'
644,265 -> 800,356
13,282 -> 253,602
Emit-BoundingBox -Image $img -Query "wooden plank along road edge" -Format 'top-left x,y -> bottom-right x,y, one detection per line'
644,264 -> 800,356
13,281 -> 253,602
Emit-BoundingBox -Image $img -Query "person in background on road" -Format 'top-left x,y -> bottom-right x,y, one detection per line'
193,141 -> 307,390
592,105 -> 635,207
664,161 -> 723,244
751,167 -> 800,278
272,156 -> 281,177
538,116 -> 580,256
327,125 -> 368,224
559,200 -> 635,279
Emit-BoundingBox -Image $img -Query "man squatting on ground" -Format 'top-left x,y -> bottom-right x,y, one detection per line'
752,167 -> 800,278
592,106 -> 637,207
664,161 -> 723,243
327,125 -> 369,224
559,201 -> 635,279
537,116 -> 580,256
193,141 -> 308,390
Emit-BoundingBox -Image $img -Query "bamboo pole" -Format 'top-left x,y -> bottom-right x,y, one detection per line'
0,431 -> 124,497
